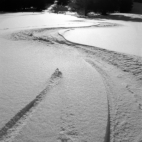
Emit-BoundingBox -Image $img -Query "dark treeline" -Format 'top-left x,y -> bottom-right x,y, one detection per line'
0,0 -> 68,12
0,0 -> 136,14
0,0 -> 53,11
57,0 -> 70,5
72,0 -> 134,15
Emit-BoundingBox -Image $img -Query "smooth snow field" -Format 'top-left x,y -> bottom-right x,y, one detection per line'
0,12 -> 142,142
62,22 -> 142,56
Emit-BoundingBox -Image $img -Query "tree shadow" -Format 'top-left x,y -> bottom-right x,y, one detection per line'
87,13 -> 142,22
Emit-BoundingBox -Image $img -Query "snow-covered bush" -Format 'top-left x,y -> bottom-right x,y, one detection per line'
47,1 -> 68,13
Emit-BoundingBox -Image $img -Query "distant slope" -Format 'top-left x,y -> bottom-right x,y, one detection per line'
131,2 -> 142,14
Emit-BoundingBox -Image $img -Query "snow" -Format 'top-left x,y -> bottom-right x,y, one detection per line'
0,13 -> 107,142
0,12 -> 95,31
61,21 -> 142,56
13,57 -> 108,142
0,11 -> 142,142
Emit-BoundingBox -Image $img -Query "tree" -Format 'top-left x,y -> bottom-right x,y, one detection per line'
70,0 -> 133,15
57,0 -> 69,5
92,0 -> 120,15
0,0 -> 5,11
0,0 -> 55,12
70,0 -> 92,16
119,0 -> 133,12
70,0 -> 114,15
93,0 -> 111,15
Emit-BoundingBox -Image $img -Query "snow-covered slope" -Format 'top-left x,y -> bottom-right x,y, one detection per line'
0,13 -> 107,142
0,12 -> 142,142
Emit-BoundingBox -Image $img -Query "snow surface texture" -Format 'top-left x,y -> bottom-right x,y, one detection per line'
0,69 -> 62,142
61,20 -> 142,56
0,10 -> 142,142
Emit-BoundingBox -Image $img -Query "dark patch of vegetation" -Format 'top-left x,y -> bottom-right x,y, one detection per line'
47,1 -> 69,13
134,0 -> 142,3
0,0 -> 54,12
0,0 -> 134,15
0,0 -> 72,12
57,0 -> 70,5
69,0 -> 134,16
119,0 -> 133,13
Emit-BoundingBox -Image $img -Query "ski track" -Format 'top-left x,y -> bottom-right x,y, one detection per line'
86,60 -> 114,142
1,22 -> 142,142
29,26 -> 142,141
86,59 -> 142,142
0,69 -> 62,142
1,26 -> 109,142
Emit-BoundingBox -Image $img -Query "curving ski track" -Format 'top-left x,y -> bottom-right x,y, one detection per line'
8,27 -> 111,142
1,24 -> 142,142
0,69 -> 62,142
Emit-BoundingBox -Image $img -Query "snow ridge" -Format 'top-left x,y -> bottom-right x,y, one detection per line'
0,69 -> 62,142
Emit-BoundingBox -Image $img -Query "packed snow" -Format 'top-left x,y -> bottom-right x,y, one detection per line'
0,8 -> 142,142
